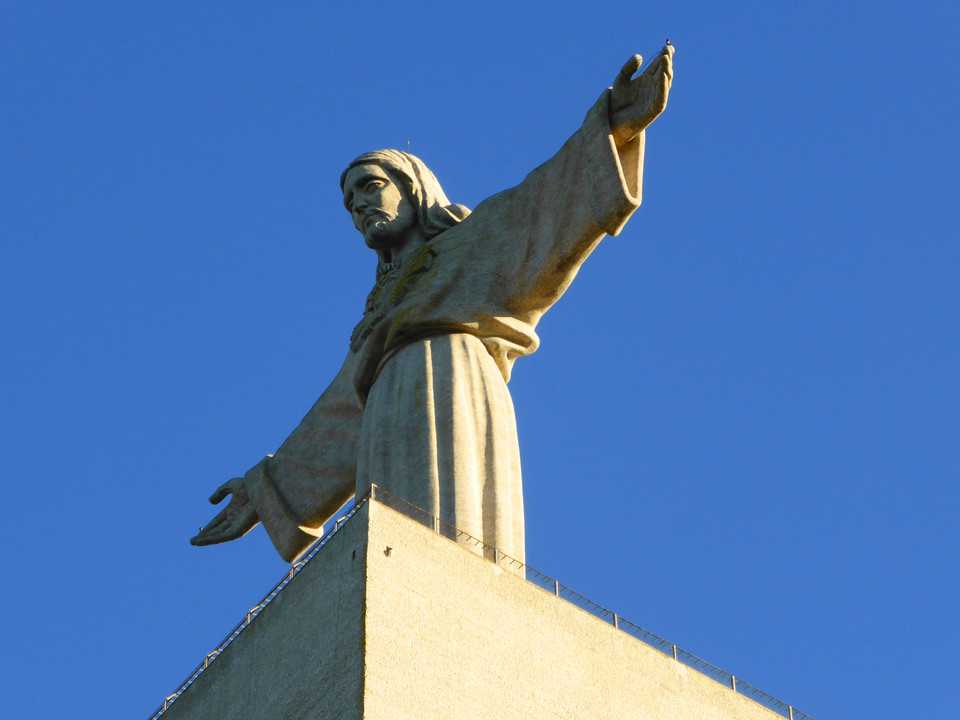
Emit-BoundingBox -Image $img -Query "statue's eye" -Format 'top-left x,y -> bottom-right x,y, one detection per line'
366,180 -> 383,192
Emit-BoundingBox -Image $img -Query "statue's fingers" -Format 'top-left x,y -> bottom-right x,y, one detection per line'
191,526 -> 216,545
644,45 -> 673,77
209,480 -> 234,504
658,57 -> 673,103
192,530 -> 224,546
192,504 -> 232,541
196,516 -> 248,545
192,518 -> 236,545
660,46 -> 674,79
617,54 -> 643,85
191,523 -> 223,545
193,528 -> 228,545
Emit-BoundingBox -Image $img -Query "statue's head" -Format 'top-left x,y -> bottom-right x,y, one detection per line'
341,150 -> 470,251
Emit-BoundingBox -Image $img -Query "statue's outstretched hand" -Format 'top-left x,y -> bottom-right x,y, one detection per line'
190,477 -> 259,546
610,44 -> 674,146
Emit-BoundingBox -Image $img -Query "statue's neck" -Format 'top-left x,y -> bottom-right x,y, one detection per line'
375,231 -> 426,267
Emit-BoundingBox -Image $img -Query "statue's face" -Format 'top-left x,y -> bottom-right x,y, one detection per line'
342,163 -> 417,250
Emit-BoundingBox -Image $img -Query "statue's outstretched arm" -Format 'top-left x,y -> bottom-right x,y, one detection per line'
458,49 -> 675,319
189,349 -> 363,562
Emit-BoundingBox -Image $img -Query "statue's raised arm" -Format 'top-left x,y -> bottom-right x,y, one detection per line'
191,49 -> 675,564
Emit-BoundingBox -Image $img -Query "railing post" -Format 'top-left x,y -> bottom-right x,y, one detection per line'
493,548 -> 499,565
672,644 -> 678,660
553,579 -> 560,596
613,612 -> 619,629
788,706 -> 794,720
731,675 -> 736,691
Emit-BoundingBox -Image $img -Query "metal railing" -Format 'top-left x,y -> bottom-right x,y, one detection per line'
370,486 -> 815,720
150,487 -> 815,720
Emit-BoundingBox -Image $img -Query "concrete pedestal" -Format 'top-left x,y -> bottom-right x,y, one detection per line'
160,498 -> 784,720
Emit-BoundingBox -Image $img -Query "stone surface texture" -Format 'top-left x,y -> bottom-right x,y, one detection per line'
166,496 -> 783,720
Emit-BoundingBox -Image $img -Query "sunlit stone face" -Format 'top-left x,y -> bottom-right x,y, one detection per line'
342,163 -> 417,251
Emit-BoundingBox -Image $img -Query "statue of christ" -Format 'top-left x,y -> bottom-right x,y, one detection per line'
192,47 -> 674,563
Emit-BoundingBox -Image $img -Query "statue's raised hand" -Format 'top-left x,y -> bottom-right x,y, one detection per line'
610,45 -> 674,147
190,477 -> 259,546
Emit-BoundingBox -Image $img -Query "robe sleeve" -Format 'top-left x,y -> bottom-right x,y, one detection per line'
242,350 -> 363,562
464,88 -> 645,320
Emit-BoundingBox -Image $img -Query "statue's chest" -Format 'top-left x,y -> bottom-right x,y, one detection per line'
349,245 -> 438,353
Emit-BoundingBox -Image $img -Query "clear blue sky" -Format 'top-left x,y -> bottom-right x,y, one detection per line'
2,2 -> 957,718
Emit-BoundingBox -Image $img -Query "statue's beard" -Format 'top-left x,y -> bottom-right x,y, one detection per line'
363,211 -> 416,250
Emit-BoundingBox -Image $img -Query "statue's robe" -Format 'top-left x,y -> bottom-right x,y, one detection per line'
243,90 -> 645,563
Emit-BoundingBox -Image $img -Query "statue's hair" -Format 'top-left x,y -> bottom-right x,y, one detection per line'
341,150 -> 470,240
